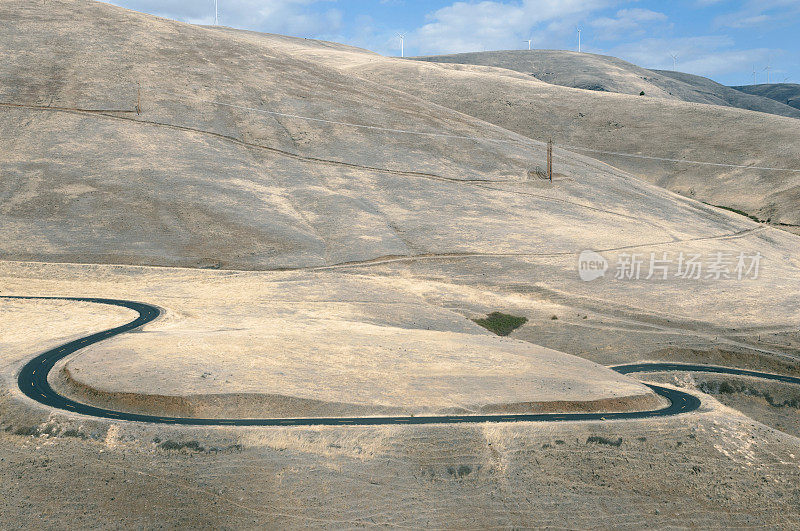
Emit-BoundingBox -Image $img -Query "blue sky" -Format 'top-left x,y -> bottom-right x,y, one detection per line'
104,0 -> 799,85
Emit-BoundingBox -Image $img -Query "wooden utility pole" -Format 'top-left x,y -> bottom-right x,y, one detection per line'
547,138 -> 553,182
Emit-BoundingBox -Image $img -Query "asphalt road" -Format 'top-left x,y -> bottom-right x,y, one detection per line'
17,294 -> 800,427
613,362 -> 800,385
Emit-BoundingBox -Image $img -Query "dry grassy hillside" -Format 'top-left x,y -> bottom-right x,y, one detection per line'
333,56 -> 800,225
412,50 -> 800,119
4,4 -> 800,527
734,83 -> 800,110
653,69 -> 800,117
0,0 -> 547,268
0,0 -> 775,269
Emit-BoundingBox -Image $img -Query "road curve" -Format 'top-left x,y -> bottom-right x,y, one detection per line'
6,295 -> 715,426
613,362 -> 800,385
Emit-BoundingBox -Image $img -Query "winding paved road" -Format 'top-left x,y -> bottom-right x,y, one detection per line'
8,295 -> 794,427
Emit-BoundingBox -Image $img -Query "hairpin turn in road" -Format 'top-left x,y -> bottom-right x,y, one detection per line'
11,295 -> 796,427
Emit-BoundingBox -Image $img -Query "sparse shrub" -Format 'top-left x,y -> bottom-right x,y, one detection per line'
40,424 -> 58,436
447,465 -> 473,478
159,440 -> 205,452
699,379 -> 800,408
587,435 -> 623,447
701,202 -> 762,223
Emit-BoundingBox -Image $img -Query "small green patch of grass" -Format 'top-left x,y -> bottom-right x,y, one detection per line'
472,312 -> 528,336
702,202 -> 763,223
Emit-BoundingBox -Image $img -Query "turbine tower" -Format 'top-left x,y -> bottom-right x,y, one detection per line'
526,39 -> 532,50
752,65 -> 757,85
763,56 -> 774,84
670,53 -> 678,71
397,33 -> 405,58
214,0 -> 218,25
576,27 -> 582,53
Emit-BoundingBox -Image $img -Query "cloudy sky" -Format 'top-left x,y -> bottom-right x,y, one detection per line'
104,0 -> 799,85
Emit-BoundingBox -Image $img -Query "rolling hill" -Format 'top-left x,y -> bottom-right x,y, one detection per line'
733,83 -> 800,110
3,0 -> 786,270
333,52 -> 800,224
412,50 -> 800,119
3,3 -> 800,527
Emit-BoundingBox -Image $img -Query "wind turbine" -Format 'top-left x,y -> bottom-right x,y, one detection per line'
576,27 -> 582,53
526,39 -> 532,50
762,56 -> 774,83
670,53 -> 678,71
752,64 -> 757,85
397,33 -> 405,58
214,0 -> 218,25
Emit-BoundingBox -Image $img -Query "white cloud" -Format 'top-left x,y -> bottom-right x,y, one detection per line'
609,36 -> 774,78
591,8 -> 668,41
411,0 -> 616,54
681,48 -> 772,77
713,0 -> 800,28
